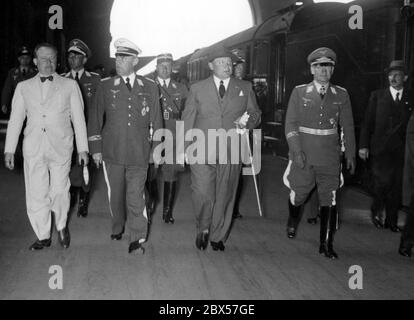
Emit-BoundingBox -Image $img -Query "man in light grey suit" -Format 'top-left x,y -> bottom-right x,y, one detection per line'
4,43 -> 89,250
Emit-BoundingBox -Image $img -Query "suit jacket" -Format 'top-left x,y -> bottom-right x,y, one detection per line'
182,76 -> 261,163
359,88 -> 414,156
4,73 -> 88,160
403,112 -> 414,206
285,82 -> 355,166
88,74 -> 163,167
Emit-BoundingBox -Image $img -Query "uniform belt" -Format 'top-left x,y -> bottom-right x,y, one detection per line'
299,126 -> 337,136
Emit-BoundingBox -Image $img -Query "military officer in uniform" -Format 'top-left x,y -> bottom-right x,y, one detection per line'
1,46 -> 37,116
64,39 -> 101,218
182,47 -> 261,251
88,38 -> 162,255
359,60 -> 414,232
283,47 -> 355,259
155,53 -> 188,224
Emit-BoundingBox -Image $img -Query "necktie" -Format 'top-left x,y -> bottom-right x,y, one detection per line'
395,92 -> 400,102
125,77 -> 132,91
40,75 -> 53,83
319,85 -> 326,99
22,68 -> 26,76
75,72 -> 79,82
163,80 -> 167,88
219,80 -> 225,98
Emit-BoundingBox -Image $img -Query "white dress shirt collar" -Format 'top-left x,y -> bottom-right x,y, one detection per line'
389,86 -> 403,101
213,75 -> 230,91
71,68 -> 84,79
157,77 -> 170,88
122,73 -> 136,88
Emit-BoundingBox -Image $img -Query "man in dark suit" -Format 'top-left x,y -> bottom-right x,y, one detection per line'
182,47 -> 261,251
1,46 -> 37,116
64,39 -> 101,218
399,111 -> 414,257
359,60 -> 414,232
154,53 -> 188,224
87,38 -> 162,255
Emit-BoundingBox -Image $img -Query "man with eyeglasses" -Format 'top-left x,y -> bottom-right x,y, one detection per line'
283,47 -> 355,259
87,38 -> 162,255
4,43 -> 89,251
63,39 -> 101,218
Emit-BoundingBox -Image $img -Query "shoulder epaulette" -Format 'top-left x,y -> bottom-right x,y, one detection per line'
101,76 -> 111,82
90,71 -> 100,76
144,77 -> 155,83
335,85 -> 347,92
295,84 -> 307,88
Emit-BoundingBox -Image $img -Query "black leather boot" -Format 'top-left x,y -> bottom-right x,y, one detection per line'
287,201 -> 303,238
146,179 -> 158,216
163,181 -> 176,224
70,186 -> 77,209
319,206 -> 338,259
77,189 -> 89,217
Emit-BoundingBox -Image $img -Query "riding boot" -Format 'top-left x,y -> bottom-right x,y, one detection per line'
146,178 -> 158,216
77,188 -> 89,217
319,206 -> 339,259
287,201 -> 303,238
163,181 -> 176,224
70,186 -> 78,209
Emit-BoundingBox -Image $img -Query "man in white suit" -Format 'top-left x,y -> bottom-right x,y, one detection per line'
4,43 -> 89,250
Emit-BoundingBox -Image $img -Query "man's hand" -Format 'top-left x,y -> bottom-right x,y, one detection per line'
78,151 -> 89,166
4,152 -> 14,170
1,105 -> 7,114
235,112 -> 250,134
346,157 -> 356,175
153,150 -> 162,166
92,153 -> 102,168
293,151 -> 306,169
358,148 -> 369,161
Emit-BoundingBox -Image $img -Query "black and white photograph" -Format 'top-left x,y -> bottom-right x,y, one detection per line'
0,0 -> 413,305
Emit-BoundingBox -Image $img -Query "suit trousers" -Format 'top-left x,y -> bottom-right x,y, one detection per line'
283,160 -> 342,207
370,151 -> 404,226
401,196 -> 414,247
190,163 -> 241,242
23,137 -> 71,240
102,161 -> 148,243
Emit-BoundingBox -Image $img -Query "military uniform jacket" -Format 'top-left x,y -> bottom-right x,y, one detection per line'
1,66 -> 37,108
183,76 -> 261,163
359,88 -> 414,156
155,78 -> 188,134
88,75 -> 162,167
285,82 -> 355,166
63,70 -> 101,122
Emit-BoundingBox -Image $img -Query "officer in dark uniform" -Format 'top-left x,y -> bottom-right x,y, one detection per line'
1,46 -> 37,116
359,60 -> 414,232
64,39 -> 101,218
88,38 -> 162,255
283,47 -> 356,259
154,53 -> 188,224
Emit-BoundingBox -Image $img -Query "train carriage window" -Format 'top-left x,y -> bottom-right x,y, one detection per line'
253,41 -> 270,77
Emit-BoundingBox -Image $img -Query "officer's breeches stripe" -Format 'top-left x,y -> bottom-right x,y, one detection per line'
283,160 -> 296,204
299,126 -> 337,135
102,161 -> 114,218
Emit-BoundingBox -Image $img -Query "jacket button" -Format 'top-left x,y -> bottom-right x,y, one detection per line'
128,123 -> 131,126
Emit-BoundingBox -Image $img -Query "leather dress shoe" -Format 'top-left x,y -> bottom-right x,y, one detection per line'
77,202 -> 88,218
58,228 -> 70,249
232,211 -> 243,219
195,231 -> 209,250
390,225 -> 402,233
128,241 -> 145,255
29,238 -> 51,251
287,227 -> 297,239
162,213 -> 175,224
210,241 -> 225,251
111,227 -> 124,241
372,215 -> 385,229
398,246 -> 412,258
307,217 -> 318,225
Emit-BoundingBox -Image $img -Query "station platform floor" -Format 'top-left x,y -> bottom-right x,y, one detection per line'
0,148 -> 413,300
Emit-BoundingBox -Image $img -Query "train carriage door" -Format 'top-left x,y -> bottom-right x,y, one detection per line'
260,34 -> 288,158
